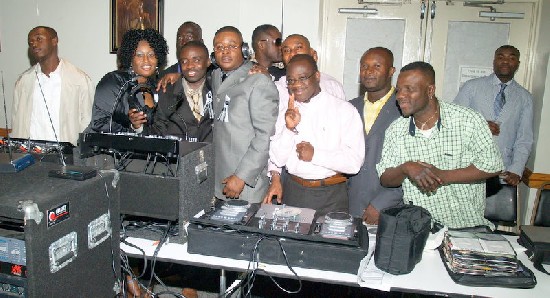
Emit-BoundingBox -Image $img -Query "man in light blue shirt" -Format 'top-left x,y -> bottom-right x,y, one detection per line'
454,45 -> 533,186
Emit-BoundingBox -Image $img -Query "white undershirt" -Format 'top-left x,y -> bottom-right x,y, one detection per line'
30,62 -> 62,141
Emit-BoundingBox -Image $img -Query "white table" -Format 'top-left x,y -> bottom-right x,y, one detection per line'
121,228 -> 550,297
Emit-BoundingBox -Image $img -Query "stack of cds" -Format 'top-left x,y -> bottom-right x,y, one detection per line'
441,231 -> 519,276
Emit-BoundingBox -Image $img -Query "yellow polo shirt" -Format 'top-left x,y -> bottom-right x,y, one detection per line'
363,87 -> 394,134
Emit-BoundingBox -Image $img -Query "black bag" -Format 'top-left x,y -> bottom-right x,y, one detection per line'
374,204 -> 432,275
438,248 -> 537,288
518,225 -> 550,275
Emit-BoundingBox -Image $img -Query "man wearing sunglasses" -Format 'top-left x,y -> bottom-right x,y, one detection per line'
251,24 -> 285,81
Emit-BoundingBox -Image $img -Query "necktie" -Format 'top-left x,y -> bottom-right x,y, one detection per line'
187,89 -> 201,121
494,83 -> 507,118
221,73 -> 228,82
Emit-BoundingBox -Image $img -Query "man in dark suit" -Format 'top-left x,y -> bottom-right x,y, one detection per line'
211,26 -> 279,203
130,41 -> 213,142
348,47 -> 403,224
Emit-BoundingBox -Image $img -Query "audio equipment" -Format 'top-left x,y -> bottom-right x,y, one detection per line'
0,71 -> 35,173
1,137 -> 74,164
79,132 -> 181,158
0,162 -> 120,297
77,139 -> 214,234
187,201 -> 369,274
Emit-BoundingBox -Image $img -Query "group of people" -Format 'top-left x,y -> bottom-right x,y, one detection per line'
11,22 -> 533,229
11,22 -> 533,293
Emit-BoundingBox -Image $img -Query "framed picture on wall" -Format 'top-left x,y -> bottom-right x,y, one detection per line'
110,0 -> 164,53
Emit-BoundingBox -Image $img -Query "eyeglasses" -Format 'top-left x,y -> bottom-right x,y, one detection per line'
213,44 -> 241,53
135,51 -> 157,59
259,38 -> 282,47
286,72 -> 316,86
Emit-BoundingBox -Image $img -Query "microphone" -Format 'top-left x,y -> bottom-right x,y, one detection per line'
0,71 -> 35,173
108,74 -> 137,133
32,69 -> 96,180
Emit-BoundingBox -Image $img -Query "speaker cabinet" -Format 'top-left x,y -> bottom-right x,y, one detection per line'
0,162 -> 120,297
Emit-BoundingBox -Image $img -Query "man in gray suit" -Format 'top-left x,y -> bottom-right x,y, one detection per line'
454,45 -> 533,186
348,47 -> 403,224
211,26 -> 279,203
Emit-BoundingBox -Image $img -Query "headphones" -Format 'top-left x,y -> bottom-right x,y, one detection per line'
128,82 -> 155,116
210,42 -> 250,68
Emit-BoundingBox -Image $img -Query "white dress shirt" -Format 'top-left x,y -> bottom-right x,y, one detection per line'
269,91 -> 365,179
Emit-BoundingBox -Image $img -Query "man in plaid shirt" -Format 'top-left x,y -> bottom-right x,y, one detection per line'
376,61 -> 504,229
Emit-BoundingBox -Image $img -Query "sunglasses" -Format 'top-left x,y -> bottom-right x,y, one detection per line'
260,38 -> 282,47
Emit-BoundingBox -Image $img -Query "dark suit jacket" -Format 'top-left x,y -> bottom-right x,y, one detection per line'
144,79 -> 213,142
211,61 -> 279,203
348,91 -> 403,217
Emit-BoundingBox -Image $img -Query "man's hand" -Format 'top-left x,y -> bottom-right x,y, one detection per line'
262,172 -> 283,204
128,109 -> 147,129
296,141 -> 314,162
403,161 -> 443,193
156,73 -> 181,93
222,174 -> 245,199
502,171 -> 521,186
487,121 -> 500,136
285,93 -> 301,132
249,63 -> 270,76
362,204 -> 380,225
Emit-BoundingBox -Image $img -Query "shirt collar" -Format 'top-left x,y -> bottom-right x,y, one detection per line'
36,59 -> 63,76
408,100 -> 443,136
363,86 -> 395,106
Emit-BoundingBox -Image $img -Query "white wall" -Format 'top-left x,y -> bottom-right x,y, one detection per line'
0,0 -> 320,127
522,0 -> 550,224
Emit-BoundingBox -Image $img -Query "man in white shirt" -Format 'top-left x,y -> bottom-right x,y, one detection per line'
269,54 -> 364,215
11,26 -> 94,146
263,34 -> 347,203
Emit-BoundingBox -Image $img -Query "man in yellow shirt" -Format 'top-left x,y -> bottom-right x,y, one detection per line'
348,47 -> 403,224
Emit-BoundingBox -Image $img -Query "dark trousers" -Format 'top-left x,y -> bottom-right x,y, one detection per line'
282,175 -> 348,217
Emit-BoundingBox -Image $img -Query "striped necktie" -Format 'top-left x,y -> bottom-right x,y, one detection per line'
494,83 -> 507,118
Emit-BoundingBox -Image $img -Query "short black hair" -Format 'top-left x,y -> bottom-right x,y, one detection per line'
30,26 -> 58,39
401,61 -> 435,84
496,45 -> 520,59
118,28 -> 169,70
251,24 -> 278,51
364,47 -> 394,66
214,26 -> 243,41
288,54 -> 318,73
178,40 -> 209,59
283,34 -> 311,48
179,21 -> 202,36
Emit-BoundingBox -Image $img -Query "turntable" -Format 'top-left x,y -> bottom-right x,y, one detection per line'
187,200 -> 369,274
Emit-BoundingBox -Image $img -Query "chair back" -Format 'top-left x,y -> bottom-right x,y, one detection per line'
485,183 -> 518,225
532,182 -> 550,227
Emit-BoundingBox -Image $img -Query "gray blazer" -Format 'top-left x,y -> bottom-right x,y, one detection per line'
348,91 -> 403,217
212,61 -> 279,203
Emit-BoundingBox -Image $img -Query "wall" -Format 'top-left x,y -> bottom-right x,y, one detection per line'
522,0 -> 550,224
0,0 -> 320,127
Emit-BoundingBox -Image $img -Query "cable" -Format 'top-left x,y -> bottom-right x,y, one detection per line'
98,171 -> 121,293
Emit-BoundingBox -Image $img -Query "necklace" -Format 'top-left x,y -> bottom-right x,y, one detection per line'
415,103 -> 439,130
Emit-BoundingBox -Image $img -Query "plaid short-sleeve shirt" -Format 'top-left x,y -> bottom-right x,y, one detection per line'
376,101 -> 504,228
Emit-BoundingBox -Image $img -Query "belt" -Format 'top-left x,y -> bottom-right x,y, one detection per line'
289,173 -> 347,188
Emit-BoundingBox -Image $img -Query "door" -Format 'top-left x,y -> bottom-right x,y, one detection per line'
320,0 -> 538,100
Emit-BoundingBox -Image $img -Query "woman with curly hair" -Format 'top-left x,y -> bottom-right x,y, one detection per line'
87,28 -> 168,133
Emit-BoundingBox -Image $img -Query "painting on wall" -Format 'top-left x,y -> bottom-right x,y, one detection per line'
110,0 -> 163,53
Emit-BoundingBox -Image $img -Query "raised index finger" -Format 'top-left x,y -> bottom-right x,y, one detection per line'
288,93 -> 295,110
